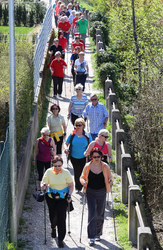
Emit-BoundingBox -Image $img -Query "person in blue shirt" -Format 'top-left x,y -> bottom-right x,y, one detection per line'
83,94 -> 109,140
65,118 -> 92,192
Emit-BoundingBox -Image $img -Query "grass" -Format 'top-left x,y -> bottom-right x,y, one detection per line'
0,26 -> 34,34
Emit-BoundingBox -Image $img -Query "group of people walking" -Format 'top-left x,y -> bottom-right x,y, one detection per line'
32,0 -> 113,248
49,0 -> 89,97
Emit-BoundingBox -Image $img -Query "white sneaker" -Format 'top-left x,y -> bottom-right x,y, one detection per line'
95,236 -> 101,241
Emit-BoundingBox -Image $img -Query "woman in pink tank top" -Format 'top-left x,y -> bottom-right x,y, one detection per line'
84,129 -> 112,164
33,127 -> 56,183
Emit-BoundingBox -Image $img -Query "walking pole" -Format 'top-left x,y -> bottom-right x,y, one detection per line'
79,192 -> 86,243
68,202 -> 71,235
43,190 -> 47,244
110,189 -> 117,242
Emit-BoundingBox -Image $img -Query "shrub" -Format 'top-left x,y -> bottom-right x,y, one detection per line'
89,11 -> 108,24
97,62 -> 119,89
90,21 -> 109,46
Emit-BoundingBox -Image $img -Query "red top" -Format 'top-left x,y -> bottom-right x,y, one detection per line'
50,58 -> 67,77
71,42 -> 84,51
72,39 -> 85,49
58,21 -> 71,32
72,17 -> 78,28
94,139 -> 108,155
59,37 -> 67,50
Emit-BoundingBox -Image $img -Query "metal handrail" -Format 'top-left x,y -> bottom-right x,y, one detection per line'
120,141 -> 125,155
116,119 -> 120,130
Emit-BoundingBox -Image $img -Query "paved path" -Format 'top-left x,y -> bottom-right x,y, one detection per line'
18,18 -> 121,249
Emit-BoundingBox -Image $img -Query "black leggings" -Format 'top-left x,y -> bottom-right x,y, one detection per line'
37,160 -> 51,181
70,156 -> 86,190
46,195 -> 67,241
71,113 -> 81,126
53,135 -> 63,155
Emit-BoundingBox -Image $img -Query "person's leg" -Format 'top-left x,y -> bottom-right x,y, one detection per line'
58,77 -> 63,95
46,195 -> 58,229
70,113 -> 79,125
91,133 -> 98,141
37,160 -> 45,181
44,161 -> 51,171
55,15 -> 58,27
57,136 -> 63,155
75,74 -> 80,84
70,157 -> 86,190
52,76 -> 58,96
56,199 -> 67,241
81,74 -> 87,91
86,188 -> 97,239
96,189 -> 106,237
81,33 -> 86,43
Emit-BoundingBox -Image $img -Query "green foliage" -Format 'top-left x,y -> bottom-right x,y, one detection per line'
0,39 -> 34,149
98,62 -> 119,89
90,10 -> 108,24
90,21 -> 109,46
0,1 -> 46,27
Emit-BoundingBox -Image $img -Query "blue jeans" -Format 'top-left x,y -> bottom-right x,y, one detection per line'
90,133 -> 98,141
86,187 -> 106,238
63,32 -> 70,45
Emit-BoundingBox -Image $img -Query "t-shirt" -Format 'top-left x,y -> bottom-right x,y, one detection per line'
71,42 -> 84,52
42,168 -> 73,190
47,114 -> 65,136
50,44 -> 63,57
75,59 -> 88,74
59,37 -> 67,50
58,21 -> 71,32
72,17 -> 79,28
70,94 -> 88,116
70,53 -> 79,68
78,19 -> 88,34
50,58 -> 67,77
66,133 -> 92,159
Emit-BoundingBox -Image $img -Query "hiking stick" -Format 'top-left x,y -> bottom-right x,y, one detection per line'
79,193 -> 86,243
110,189 -> 117,241
43,190 -> 47,244
68,202 -> 71,234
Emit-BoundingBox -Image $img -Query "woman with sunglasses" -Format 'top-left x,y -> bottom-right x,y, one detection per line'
33,127 -> 56,184
65,118 -> 92,192
47,104 -> 67,156
80,148 -> 113,246
67,83 -> 88,125
84,129 -> 112,164
41,156 -> 74,248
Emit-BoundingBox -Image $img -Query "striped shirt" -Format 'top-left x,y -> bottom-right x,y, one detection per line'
70,94 -> 88,116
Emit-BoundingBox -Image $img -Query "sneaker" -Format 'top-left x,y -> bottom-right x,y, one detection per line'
53,95 -> 57,98
95,236 -> 101,241
58,94 -> 62,97
89,239 -> 95,246
51,228 -> 56,238
58,240 -> 64,248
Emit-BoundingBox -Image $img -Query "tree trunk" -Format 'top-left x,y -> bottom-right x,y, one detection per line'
131,0 -> 142,89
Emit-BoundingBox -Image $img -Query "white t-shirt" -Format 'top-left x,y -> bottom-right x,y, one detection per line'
75,59 -> 88,74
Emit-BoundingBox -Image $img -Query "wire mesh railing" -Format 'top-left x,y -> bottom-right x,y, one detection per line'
0,127 -> 10,250
33,1 -> 52,95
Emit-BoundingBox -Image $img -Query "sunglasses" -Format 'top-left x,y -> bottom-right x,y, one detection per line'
101,135 -> 109,139
53,164 -> 62,168
76,124 -> 82,127
93,156 -> 101,159
76,89 -> 81,91
91,98 -> 98,101
43,133 -> 49,136
52,108 -> 58,110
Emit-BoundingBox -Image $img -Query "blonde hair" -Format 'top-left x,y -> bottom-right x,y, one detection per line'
98,129 -> 109,137
74,118 -> 85,128
74,83 -> 83,90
